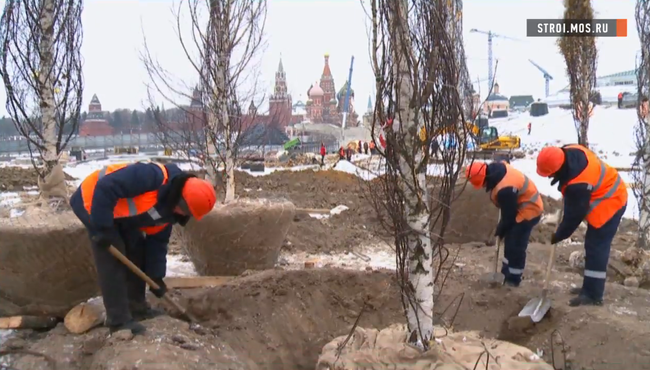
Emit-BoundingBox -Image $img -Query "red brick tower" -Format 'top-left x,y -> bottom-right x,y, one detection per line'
79,94 -> 113,136
268,58 -> 293,127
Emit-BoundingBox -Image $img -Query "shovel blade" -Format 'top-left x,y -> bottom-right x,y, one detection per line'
518,297 -> 552,322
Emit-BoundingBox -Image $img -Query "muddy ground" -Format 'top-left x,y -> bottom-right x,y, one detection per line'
5,263 -> 650,370
0,167 -> 74,191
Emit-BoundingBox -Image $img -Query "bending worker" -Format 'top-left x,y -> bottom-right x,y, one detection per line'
70,161 -> 217,334
466,161 -> 543,287
537,145 -> 627,306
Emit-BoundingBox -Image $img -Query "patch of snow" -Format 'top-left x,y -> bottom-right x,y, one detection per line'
279,244 -> 396,271
330,205 -> 349,215
0,192 -> 21,207
239,164 -> 319,177
333,160 -> 378,180
166,255 -> 197,277
0,329 -> 12,347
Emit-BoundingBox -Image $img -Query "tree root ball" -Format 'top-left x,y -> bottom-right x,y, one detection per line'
181,199 -> 296,275
317,323 -> 553,370
0,211 -> 98,317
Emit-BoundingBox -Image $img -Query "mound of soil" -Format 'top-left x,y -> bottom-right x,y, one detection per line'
181,269 -> 403,370
0,167 -> 74,191
234,169 -> 574,253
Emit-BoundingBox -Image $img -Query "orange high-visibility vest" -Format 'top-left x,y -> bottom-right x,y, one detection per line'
80,162 -> 170,235
490,162 -> 544,222
561,144 -> 627,228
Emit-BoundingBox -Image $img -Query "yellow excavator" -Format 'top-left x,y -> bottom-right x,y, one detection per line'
419,119 -> 520,151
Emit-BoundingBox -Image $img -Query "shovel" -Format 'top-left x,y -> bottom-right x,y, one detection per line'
107,245 -> 199,323
518,202 -> 565,323
518,242 -> 556,322
482,237 -> 504,287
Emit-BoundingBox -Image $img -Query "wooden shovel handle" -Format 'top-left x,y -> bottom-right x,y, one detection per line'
107,246 -> 197,322
543,200 -> 564,292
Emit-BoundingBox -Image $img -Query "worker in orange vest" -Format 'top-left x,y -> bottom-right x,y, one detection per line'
537,145 -> 627,306
466,161 -> 544,287
70,161 -> 217,334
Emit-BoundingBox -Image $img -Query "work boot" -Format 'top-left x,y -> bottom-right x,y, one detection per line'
130,302 -> 165,321
569,287 -> 582,295
568,294 -> 603,307
109,320 -> 146,335
503,277 -> 520,287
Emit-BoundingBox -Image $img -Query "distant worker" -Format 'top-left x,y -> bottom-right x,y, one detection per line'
537,145 -> 627,306
368,140 -> 376,155
527,122 -> 532,136
363,141 -> 369,155
70,161 -> 217,334
466,161 -> 543,287
346,146 -> 353,161
358,140 -> 363,154
320,142 -> 326,167
617,92 -> 623,109
339,146 -> 345,160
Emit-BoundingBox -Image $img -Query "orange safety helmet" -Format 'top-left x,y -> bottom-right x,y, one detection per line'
181,178 -> 217,220
536,146 -> 565,177
465,162 -> 488,189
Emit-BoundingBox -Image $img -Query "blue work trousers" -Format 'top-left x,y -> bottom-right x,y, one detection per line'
501,216 -> 541,284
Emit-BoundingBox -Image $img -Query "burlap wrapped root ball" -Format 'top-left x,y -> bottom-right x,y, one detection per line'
317,324 -> 553,370
0,210 -> 98,317
181,199 -> 296,275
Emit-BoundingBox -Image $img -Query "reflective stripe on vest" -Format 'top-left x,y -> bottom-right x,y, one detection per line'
96,166 -> 164,221
518,175 -> 541,211
588,160 -> 623,213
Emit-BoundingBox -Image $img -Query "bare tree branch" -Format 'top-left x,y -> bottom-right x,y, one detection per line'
633,0 -> 650,250
362,0 -> 474,350
557,0 -> 597,148
141,0 -> 267,202
0,0 -> 84,186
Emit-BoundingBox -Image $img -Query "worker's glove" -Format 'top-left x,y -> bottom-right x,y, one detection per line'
149,278 -> 167,298
550,233 -> 560,245
92,229 -> 114,249
175,214 -> 191,227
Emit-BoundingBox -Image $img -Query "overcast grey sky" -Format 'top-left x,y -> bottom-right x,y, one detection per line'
0,0 -> 640,116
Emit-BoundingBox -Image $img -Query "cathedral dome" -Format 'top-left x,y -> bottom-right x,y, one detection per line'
309,82 -> 324,97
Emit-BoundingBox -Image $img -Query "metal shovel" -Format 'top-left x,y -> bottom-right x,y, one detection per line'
518,241 -> 557,322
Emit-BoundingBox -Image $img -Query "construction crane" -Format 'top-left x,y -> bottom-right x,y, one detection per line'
528,59 -> 553,98
469,29 -> 520,90
340,56 -> 355,142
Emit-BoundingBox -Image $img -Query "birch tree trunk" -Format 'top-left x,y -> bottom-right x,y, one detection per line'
638,116 -> 650,249
38,0 -> 58,176
389,0 -> 434,346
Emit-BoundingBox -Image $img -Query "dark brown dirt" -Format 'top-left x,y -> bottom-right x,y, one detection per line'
237,170 -> 387,254
0,167 -> 74,191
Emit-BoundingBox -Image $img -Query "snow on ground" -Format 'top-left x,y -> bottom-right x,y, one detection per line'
0,329 -> 11,347
166,254 -> 198,277
278,243 -> 396,271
